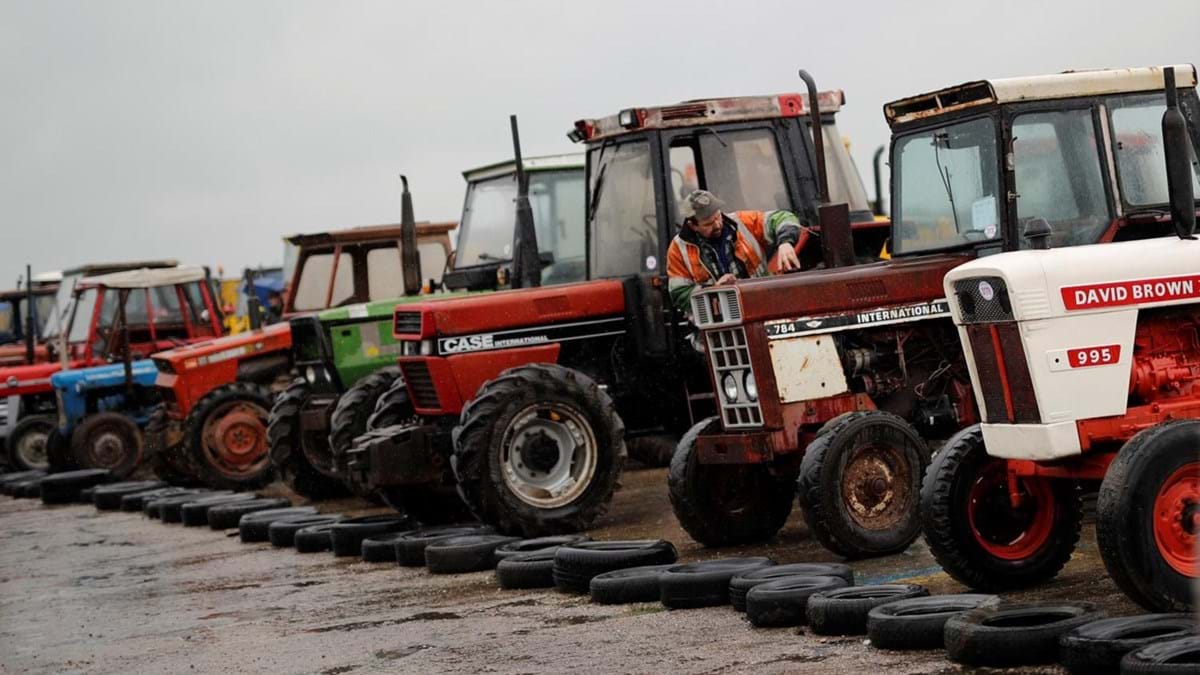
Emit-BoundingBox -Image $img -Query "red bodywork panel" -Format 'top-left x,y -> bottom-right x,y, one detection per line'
400,344 -> 563,416
0,344 -> 50,368
152,322 -> 292,418
0,360 -> 87,398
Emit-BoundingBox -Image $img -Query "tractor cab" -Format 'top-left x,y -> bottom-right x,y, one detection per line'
0,285 -> 57,347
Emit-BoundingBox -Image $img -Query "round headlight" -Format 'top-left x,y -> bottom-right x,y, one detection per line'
744,372 -> 757,402
305,366 -> 317,384
722,373 -> 739,403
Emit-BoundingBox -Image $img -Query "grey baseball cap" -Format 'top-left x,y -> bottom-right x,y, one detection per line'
681,189 -> 724,221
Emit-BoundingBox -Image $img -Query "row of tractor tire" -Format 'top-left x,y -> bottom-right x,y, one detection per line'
3,469 -> 1197,674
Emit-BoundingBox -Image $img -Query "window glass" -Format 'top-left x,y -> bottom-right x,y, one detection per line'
0,301 -> 13,336
292,252 -> 352,310
366,245 -> 405,300
530,169 -> 586,284
893,117 -> 1001,253
1110,93 -> 1200,206
150,286 -> 185,325
418,241 -> 447,286
1013,110 -> 1111,247
820,123 -> 872,214
668,129 -> 792,226
35,293 -> 55,334
182,281 -> 208,325
43,273 -> 81,338
456,174 -> 519,268
67,288 -> 98,343
588,140 -> 657,277
329,252 -> 354,306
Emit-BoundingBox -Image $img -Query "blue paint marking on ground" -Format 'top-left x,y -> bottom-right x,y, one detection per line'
860,565 -> 944,585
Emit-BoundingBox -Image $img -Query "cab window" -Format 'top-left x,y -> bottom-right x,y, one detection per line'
1109,93 -> 1200,207
588,140 -> 657,278
667,128 -> 792,227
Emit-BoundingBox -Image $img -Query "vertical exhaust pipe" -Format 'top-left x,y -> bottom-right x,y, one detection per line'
510,114 -> 542,289
872,145 -> 886,217
1162,66 -> 1196,240
799,69 -> 855,268
23,264 -> 34,364
399,175 -> 422,295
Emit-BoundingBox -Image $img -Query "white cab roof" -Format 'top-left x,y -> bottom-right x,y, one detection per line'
80,265 -> 207,289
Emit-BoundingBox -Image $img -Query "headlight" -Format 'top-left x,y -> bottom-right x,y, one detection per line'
420,339 -> 434,356
722,373 -> 739,403
305,366 -> 317,384
743,372 -> 757,402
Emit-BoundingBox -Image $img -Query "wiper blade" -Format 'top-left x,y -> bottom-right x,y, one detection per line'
933,132 -> 961,233
586,138 -> 613,225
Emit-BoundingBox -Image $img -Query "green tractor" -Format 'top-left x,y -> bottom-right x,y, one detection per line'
268,151 -> 586,499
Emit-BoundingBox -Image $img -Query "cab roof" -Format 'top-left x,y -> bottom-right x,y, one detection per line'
0,285 -> 58,301
285,221 -> 457,248
60,260 -> 179,277
571,90 -> 846,143
79,265 -> 208,289
885,64 -> 1198,128
463,153 -> 584,182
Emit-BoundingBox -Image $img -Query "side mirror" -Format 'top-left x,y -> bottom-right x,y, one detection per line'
1023,218 -> 1053,250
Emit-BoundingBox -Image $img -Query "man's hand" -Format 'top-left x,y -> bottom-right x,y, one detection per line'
777,242 -> 800,272
716,273 -> 737,286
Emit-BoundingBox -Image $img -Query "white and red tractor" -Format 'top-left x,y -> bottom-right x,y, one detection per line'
922,68 -> 1199,612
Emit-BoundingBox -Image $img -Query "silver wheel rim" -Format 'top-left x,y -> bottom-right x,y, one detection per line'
16,429 -> 49,470
499,403 -> 598,509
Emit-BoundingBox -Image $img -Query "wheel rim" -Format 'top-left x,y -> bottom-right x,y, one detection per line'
967,459 -> 1056,561
87,427 -> 131,469
1153,462 -> 1199,577
499,402 -> 598,509
15,427 -> 50,470
201,401 -> 269,478
840,442 -> 913,531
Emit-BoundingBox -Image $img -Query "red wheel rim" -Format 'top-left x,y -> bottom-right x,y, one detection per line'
202,402 -> 269,478
1153,462 -> 1199,577
966,459 -> 1056,561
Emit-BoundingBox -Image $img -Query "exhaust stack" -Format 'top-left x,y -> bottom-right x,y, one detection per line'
510,114 -> 542,289
399,175 -> 422,295
799,69 -> 855,268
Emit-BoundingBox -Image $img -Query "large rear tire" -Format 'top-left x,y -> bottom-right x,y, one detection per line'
70,412 -> 142,478
668,417 -> 795,547
266,379 -> 347,500
1097,420 -> 1198,613
328,367 -> 400,474
452,364 -> 625,536
6,414 -> 56,471
186,382 -> 274,490
921,425 -> 1082,591
144,405 -> 198,485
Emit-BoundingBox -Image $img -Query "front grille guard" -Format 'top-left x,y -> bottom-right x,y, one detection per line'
706,327 -> 763,429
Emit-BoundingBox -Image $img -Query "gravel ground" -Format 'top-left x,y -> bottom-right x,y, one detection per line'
0,466 -> 1143,674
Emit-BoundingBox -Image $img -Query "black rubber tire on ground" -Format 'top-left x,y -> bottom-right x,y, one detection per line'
944,602 -> 1105,667
185,382 -> 275,491
328,367 -> 401,476
92,480 -> 166,510
746,576 -> 850,628
730,562 -> 856,612
425,534 -> 522,574
267,514 -> 345,548
70,412 -> 143,478
589,565 -> 676,605
451,363 -> 627,537
329,515 -> 413,557
494,535 -> 590,563
15,478 -> 44,498
294,523 -> 339,553
496,548 -> 563,589
920,425 -> 1083,591
1120,636 -> 1200,674
393,525 -> 496,566
144,405 -> 200,486
39,468 -> 111,504
237,506 -> 319,542
552,540 -> 679,594
78,486 -> 97,504
151,491 -> 224,521
6,414 -> 56,471
806,584 -> 930,636
360,531 -> 419,563
207,497 -> 291,530
180,493 -> 257,526
44,427 -> 72,472
627,434 -> 677,468
797,411 -> 929,558
866,593 -> 999,650
1097,421 -> 1199,613
1060,614 -> 1197,675
669,417 -> 796,547
267,379 -> 349,501
122,486 -> 192,512
659,558 -> 775,609
0,470 -> 44,494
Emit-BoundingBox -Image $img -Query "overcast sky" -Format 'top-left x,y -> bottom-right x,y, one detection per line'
1,0 -> 1197,285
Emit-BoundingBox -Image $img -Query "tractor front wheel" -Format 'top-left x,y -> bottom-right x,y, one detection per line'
1097,420 -> 1198,612
452,364 -> 625,536
6,414 -> 55,471
798,410 -> 930,558
186,382 -> 274,490
71,412 -> 142,478
144,405 -> 199,485
921,425 -> 1082,591
267,379 -> 348,500
668,417 -> 795,547
329,367 -> 401,474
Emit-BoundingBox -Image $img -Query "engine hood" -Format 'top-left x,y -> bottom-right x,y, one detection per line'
152,322 -> 290,364
396,280 -> 626,337
50,359 -> 158,391
0,360 -> 69,394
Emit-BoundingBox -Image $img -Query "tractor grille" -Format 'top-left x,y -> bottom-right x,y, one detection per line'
400,361 -> 440,409
965,322 -> 1040,424
692,288 -> 742,328
393,311 -> 422,337
0,398 -> 8,431
706,327 -> 762,428
953,277 -> 1014,324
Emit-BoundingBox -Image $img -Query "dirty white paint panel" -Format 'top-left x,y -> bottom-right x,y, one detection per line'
768,334 -> 848,403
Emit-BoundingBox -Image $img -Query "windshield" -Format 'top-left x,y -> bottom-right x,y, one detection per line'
67,287 -> 98,344
1109,92 -> 1200,207
35,293 -> 54,334
588,140 -> 657,278
292,250 -> 353,311
893,117 -> 1001,254
820,123 -> 873,215
667,128 -> 792,226
365,241 -> 447,299
43,273 -> 81,339
0,301 -> 12,337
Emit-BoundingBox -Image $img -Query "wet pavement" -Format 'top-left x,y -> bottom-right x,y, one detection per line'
0,466 -> 1141,674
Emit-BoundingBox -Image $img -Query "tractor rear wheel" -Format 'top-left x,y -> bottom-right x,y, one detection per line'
6,414 -> 55,471
628,434 -> 677,468
1097,420 -> 1198,612
186,382 -> 274,490
921,425 -> 1082,591
799,410 -> 929,558
266,379 -> 347,500
669,417 -> 795,546
144,405 -> 199,485
452,364 -> 626,536
71,412 -> 142,478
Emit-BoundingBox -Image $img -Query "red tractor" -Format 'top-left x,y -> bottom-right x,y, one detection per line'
2,265 -> 223,471
346,72 -> 890,534
924,65 -> 1199,612
147,221 -> 453,489
671,64 -> 1200,559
